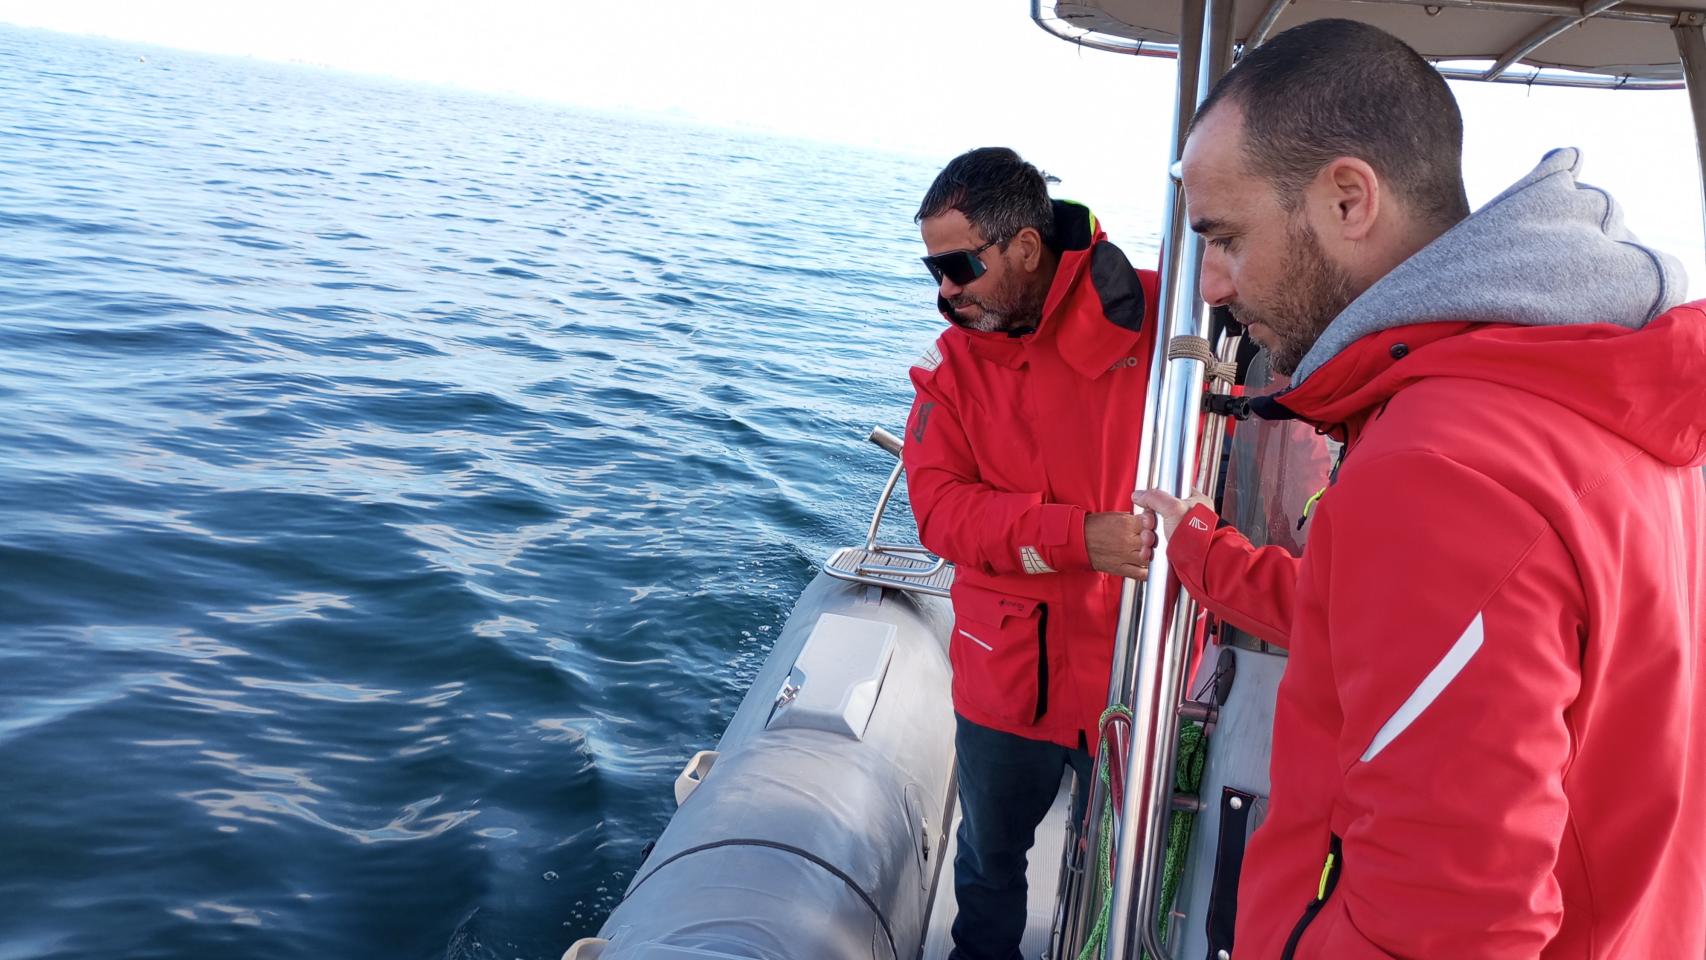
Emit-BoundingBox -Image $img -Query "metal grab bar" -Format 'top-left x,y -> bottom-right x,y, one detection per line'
1054,0 -> 1209,951
821,425 -> 955,599
869,426 -> 903,459
855,556 -> 948,579
1123,334 -> 1242,957
860,427 -> 945,571
866,460 -> 906,550
865,543 -> 936,554
1104,0 -> 1234,954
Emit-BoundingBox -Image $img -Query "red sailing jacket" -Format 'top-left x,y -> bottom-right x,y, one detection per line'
1170,306 -> 1706,958
903,202 -> 1159,750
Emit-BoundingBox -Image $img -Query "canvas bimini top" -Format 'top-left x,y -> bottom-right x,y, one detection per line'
1035,0 -> 1706,86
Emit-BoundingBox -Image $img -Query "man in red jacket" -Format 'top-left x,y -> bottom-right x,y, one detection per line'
904,147 -> 1160,960
1139,19 -> 1704,959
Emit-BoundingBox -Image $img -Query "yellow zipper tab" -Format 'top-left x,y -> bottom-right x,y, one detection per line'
1302,486 -> 1327,521
1317,852 -> 1338,901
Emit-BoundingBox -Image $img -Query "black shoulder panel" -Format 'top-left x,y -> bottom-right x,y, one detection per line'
1090,241 -> 1145,332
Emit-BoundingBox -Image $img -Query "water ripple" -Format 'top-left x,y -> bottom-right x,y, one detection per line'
0,22 -> 956,960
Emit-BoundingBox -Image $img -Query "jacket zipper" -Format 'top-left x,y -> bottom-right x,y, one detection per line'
1034,602 -> 1050,723
1297,441 -> 1350,531
1278,834 -> 1343,960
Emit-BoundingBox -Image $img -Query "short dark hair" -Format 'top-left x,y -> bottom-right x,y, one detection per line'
916,147 -> 1055,248
1194,19 -> 1470,229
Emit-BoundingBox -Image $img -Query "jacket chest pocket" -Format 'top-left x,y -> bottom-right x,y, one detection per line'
949,582 -> 1050,726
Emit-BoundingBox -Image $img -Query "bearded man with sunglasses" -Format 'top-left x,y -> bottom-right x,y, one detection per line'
902,146 -> 1160,960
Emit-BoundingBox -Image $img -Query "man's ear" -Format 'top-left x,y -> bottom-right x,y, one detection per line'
1313,156 -> 1381,243
1011,226 -> 1045,271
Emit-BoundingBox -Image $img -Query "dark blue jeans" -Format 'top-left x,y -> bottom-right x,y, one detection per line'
949,714 -> 1094,960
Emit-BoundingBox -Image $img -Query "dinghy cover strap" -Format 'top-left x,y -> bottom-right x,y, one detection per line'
624,837 -> 899,960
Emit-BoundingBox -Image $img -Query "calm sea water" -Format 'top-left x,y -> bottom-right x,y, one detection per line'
0,25 -> 956,960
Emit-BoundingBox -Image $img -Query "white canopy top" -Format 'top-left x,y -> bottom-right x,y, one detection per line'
1052,0 -> 1703,82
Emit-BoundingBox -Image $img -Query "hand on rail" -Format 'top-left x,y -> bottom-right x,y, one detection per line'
1085,511 -> 1157,580
1132,489 -> 1215,541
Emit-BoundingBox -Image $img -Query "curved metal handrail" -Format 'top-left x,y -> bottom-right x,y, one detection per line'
868,426 -> 903,459
1435,63 -> 1684,88
827,426 -> 952,589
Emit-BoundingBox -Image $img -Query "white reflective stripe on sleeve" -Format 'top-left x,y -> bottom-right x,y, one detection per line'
1360,612 -> 1486,762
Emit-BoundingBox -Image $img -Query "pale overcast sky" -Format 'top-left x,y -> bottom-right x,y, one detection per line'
1,0 -> 1701,274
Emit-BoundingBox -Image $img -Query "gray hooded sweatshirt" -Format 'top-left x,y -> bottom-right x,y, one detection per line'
1291,147 -> 1689,386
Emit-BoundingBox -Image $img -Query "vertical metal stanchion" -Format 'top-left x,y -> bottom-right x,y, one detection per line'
1675,17 -> 1706,246
1101,0 -> 1234,952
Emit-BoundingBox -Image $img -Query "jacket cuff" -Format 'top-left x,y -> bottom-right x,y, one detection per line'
1036,503 -> 1091,574
1166,502 -> 1218,580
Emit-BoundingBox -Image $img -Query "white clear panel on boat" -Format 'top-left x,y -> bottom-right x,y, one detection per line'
1218,351 -> 1334,625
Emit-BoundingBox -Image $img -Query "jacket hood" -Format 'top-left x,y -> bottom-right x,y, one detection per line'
1293,148 -> 1689,384
1271,150 -> 1705,468
931,201 -> 1149,379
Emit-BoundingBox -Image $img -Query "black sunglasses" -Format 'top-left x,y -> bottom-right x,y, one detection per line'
922,238 -> 1002,286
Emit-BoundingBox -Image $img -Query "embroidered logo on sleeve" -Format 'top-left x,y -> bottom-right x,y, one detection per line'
910,402 -> 935,443
1188,517 -> 1210,532
1020,545 -> 1057,575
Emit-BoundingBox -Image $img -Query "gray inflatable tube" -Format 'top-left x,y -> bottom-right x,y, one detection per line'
582,574 -> 957,960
